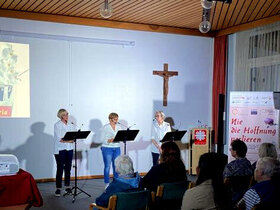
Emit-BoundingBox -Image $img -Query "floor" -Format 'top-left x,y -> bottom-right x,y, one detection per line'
37,179 -> 105,210
36,175 -> 197,210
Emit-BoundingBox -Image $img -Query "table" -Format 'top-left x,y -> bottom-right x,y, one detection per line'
0,169 -> 43,207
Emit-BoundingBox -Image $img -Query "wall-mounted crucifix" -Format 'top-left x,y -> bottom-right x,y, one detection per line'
153,63 -> 178,106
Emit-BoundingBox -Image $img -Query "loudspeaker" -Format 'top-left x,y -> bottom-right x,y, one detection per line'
217,94 -> 225,153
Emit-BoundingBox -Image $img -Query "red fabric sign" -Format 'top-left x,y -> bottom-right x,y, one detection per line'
0,169 -> 43,207
194,129 -> 207,145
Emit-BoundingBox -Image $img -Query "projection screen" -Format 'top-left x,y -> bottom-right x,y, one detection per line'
0,42 -> 30,118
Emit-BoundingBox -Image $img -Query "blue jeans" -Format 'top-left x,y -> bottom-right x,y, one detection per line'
101,147 -> 121,183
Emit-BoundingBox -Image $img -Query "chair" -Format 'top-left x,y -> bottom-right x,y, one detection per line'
188,181 -> 196,189
89,190 -> 151,210
225,175 -> 252,204
153,181 -> 189,210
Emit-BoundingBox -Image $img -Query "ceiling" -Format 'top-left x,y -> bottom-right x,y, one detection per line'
0,0 -> 279,37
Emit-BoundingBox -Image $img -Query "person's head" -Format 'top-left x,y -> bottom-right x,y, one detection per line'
159,141 -> 181,164
155,111 -> 165,124
230,139 -> 247,158
115,155 -> 134,177
196,152 -> 228,185
258,143 -> 277,159
108,112 -> 118,125
254,157 -> 280,183
196,152 -> 229,208
57,109 -> 68,122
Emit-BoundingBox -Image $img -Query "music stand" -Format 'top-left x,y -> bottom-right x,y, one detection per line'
113,130 -> 139,155
62,130 -> 91,203
160,130 -> 187,142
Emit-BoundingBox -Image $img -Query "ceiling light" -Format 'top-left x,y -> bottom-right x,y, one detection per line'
199,9 -> 211,33
199,20 -> 211,33
201,0 -> 215,9
100,0 -> 113,19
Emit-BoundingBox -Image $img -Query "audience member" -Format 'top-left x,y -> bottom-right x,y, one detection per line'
224,139 -> 253,178
141,141 -> 187,191
251,143 -> 278,171
223,139 -> 253,204
181,152 -> 230,210
237,157 -> 280,210
95,155 -> 140,207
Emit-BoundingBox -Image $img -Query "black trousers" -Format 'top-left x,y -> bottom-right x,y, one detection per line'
54,149 -> 73,188
152,152 -> 160,166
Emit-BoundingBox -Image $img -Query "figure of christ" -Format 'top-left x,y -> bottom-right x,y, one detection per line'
153,63 -> 178,106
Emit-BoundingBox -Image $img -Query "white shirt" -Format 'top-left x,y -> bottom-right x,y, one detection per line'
181,179 -> 216,210
151,121 -> 171,153
101,123 -> 121,148
239,189 -> 261,210
54,120 -> 75,154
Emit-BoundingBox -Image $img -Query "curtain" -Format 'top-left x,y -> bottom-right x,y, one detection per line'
212,35 -> 227,144
235,21 -> 280,91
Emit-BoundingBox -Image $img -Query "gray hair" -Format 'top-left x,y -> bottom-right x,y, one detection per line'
115,155 -> 134,176
155,111 -> 165,119
57,108 -> 68,119
256,157 -> 280,178
258,143 -> 278,159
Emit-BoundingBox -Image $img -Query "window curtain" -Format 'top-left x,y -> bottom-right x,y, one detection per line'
234,21 -> 280,91
212,35 -> 227,144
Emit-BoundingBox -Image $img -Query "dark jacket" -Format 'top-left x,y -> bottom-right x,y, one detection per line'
141,161 -> 187,191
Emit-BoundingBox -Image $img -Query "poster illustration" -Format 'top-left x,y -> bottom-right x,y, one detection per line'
228,92 -> 279,163
0,42 -> 30,118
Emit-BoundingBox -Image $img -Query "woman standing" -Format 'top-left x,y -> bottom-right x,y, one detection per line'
151,111 -> 171,166
100,112 -> 121,189
54,108 -> 75,197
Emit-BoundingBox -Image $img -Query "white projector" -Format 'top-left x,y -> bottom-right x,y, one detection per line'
0,154 -> 19,176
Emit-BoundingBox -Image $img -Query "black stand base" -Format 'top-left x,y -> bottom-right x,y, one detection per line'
62,130 -> 92,203
63,186 -> 91,203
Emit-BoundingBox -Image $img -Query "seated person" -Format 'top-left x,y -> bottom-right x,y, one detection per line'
182,152 -> 230,210
251,143 -> 277,171
223,139 -> 253,204
95,155 -> 140,207
237,157 -> 280,210
141,141 -> 188,192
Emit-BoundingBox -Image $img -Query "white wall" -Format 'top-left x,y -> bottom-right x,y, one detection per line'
0,17 -> 214,179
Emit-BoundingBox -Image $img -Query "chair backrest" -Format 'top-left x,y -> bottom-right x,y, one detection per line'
228,175 -> 252,191
114,190 -> 150,210
226,175 -> 252,204
157,181 -> 189,200
155,181 -> 189,210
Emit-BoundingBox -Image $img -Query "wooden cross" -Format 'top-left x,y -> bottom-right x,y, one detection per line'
153,63 -> 178,106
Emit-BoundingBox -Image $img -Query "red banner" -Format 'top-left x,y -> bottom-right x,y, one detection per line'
0,106 -> 12,117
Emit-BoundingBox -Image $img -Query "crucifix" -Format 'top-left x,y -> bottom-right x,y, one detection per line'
153,63 -> 178,106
